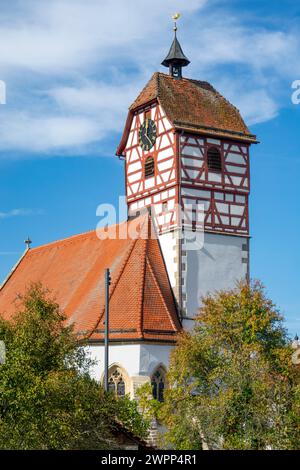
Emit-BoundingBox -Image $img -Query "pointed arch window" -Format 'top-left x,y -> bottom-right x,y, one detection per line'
151,366 -> 166,402
117,379 -> 126,397
145,156 -> 155,179
207,147 -> 222,172
108,378 -> 116,394
107,366 -> 128,398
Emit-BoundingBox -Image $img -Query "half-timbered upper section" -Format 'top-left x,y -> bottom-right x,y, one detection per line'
121,101 -> 176,203
116,72 -> 257,236
180,135 -> 251,235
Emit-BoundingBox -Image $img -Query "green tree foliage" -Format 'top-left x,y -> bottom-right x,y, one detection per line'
0,284 -> 148,449
160,282 -> 300,450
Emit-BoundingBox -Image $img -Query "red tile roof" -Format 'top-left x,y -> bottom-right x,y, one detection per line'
117,72 -> 257,155
0,214 -> 181,343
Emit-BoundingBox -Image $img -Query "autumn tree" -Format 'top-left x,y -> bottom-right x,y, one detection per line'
0,284 -> 148,450
160,282 -> 300,450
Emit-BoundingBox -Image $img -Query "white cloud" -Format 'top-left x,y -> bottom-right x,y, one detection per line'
0,209 -> 43,219
0,112 -> 101,152
235,90 -> 279,126
0,0 -> 207,74
0,0 -> 298,155
190,23 -> 299,75
49,82 -> 137,116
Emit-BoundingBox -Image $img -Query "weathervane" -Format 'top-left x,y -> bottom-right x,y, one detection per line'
24,236 -> 32,250
162,13 -> 190,79
172,13 -> 181,33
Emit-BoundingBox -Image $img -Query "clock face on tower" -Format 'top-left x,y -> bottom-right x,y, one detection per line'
138,119 -> 157,151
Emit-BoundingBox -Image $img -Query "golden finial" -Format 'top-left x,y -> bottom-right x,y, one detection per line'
172,13 -> 181,32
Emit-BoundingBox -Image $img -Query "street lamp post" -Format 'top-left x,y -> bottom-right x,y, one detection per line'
104,268 -> 111,392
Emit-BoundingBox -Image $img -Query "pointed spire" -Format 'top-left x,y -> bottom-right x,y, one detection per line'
162,13 -> 190,79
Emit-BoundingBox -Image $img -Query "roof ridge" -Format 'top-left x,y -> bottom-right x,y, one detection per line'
0,248 -> 29,291
157,72 -> 214,89
29,229 -> 98,252
25,219 -> 136,253
156,72 -> 161,100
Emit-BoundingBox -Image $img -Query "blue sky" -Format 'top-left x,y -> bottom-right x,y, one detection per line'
0,0 -> 299,336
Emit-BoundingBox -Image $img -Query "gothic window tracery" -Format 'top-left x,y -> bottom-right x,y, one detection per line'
107,367 -> 127,398
151,366 -> 166,402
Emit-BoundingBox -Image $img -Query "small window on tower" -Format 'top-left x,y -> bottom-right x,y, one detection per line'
145,156 -> 155,179
207,147 -> 222,172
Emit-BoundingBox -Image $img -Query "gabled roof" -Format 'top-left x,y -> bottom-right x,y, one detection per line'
0,214 -> 181,343
117,72 -> 257,155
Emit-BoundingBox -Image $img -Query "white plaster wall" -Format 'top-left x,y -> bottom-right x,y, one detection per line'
87,343 -> 174,381
182,231 -> 248,329
87,344 -> 141,382
139,343 -> 174,376
158,231 -> 177,289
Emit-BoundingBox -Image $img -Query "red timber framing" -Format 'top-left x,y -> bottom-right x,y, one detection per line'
125,102 -> 179,233
124,101 -> 251,237
125,103 -> 177,202
179,133 -> 250,236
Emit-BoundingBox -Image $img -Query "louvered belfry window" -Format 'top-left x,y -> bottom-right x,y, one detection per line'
207,147 -> 222,172
145,156 -> 155,178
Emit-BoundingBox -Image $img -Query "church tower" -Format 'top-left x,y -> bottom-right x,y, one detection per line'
117,18 -> 257,327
